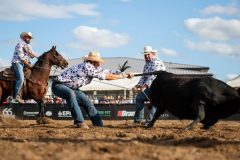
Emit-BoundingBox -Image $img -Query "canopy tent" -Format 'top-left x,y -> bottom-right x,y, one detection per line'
80,77 -> 141,91
227,75 -> 240,88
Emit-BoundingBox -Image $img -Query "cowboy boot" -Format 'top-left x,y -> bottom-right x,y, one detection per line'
90,113 -> 103,127
75,122 -> 90,129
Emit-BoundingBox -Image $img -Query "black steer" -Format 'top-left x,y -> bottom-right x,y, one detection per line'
147,71 -> 240,130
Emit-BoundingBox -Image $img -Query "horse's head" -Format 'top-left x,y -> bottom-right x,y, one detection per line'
44,46 -> 68,69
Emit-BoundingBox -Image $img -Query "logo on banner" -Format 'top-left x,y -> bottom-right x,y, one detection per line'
117,110 -> 135,117
2,108 -> 15,117
23,111 -> 39,117
45,111 -> 53,117
58,111 -> 71,117
98,110 -> 111,117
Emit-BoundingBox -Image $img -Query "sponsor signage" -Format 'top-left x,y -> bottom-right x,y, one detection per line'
58,110 -> 72,118
1,103 -> 238,121
96,105 -> 114,120
2,108 -> 15,118
98,110 -> 112,117
23,111 -> 39,117
117,110 -> 135,117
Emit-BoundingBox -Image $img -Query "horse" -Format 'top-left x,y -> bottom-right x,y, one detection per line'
0,46 -> 68,122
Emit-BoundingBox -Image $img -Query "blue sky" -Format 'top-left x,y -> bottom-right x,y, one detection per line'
0,0 -> 239,81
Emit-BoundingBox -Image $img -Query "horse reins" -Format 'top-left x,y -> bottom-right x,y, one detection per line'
34,50 -> 65,71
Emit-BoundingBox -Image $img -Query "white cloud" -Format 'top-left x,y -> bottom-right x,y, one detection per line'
0,39 -> 18,45
226,74 -> 239,80
201,5 -> 240,16
0,58 -> 10,67
58,51 -> 71,60
185,40 -> 240,56
0,0 -> 99,21
68,25 -> 129,50
159,48 -> 179,56
184,16 -> 240,41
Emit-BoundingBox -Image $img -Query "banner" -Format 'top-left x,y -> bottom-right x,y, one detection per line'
0,103 -> 239,120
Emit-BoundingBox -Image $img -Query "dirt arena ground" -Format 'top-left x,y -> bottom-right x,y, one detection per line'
0,116 -> 239,160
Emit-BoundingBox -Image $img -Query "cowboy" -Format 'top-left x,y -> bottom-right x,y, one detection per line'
52,51 -> 132,129
11,32 -> 37,103
131,45 -> 166,126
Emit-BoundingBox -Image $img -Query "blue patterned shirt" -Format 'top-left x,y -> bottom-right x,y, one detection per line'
56,61 -> 120,89
137,57 -> 166,87
11,41 -> 34,64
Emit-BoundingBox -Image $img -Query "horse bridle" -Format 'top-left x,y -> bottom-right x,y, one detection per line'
50,49 -> 65,69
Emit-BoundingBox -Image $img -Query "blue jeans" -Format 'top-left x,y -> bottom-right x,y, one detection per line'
12,63 -> 24,98
52,82 -> 102,126
134,88 -> 156,123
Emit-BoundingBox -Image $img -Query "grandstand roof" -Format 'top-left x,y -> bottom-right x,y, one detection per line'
0,57 -> 212,76
52,57 -> 212,76
0,57 -> 213,91
227,75 -> 240,88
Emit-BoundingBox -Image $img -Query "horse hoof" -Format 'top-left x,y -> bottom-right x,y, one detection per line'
36,117 -> 54,124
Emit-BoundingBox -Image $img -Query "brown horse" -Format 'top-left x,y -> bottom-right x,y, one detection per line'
0,46 -> 68,120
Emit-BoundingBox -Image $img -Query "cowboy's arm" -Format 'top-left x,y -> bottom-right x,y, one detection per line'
84,62 -> 131,81
105,72 -> 128,80
28,51 -> 36,58
102,68 -> 131,80
15,52 -> 32,68
22,60 -> 32,68
23,45 -> 37,58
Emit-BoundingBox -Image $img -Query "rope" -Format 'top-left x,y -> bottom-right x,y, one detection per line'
91,79 -> 131,90
142,90 -> 151,101
134,71 -> 161,76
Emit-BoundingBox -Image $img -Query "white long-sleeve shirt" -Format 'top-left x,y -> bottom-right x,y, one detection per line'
56,61 -> 120,89
137,57 -> 166,87
11,41 -> 34,64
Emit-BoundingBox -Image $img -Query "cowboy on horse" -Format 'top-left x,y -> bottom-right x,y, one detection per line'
11,32 -> 37,103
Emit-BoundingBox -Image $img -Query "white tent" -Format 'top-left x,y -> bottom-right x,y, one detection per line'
80,77 -> 141,91
227,76 -> 240,88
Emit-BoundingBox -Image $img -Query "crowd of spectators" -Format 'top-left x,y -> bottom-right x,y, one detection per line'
88,95 -> 135,104
44,96 -> 66,104
3,95 -> 135,104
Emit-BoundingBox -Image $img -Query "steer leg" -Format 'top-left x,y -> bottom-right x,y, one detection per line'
185,98 -> 205,130
146,107 -> 165,128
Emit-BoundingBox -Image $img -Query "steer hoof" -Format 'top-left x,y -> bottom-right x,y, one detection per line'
184,125 -> 194,130
36,117 -> 54,124
201,125 -> 211,130
146,123 -> 153,128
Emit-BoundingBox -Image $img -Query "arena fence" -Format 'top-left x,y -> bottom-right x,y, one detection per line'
0,103 -> 239,120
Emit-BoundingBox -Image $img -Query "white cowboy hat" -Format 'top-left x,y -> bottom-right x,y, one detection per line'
142,45 -> 157,55
20,32 -> 33,39
82,51 -> 104,63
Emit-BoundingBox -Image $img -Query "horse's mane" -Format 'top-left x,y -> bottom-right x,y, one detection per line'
33,51 -> 49,66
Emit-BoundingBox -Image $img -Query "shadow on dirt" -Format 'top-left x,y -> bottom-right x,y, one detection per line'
0,135 -> 239,149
